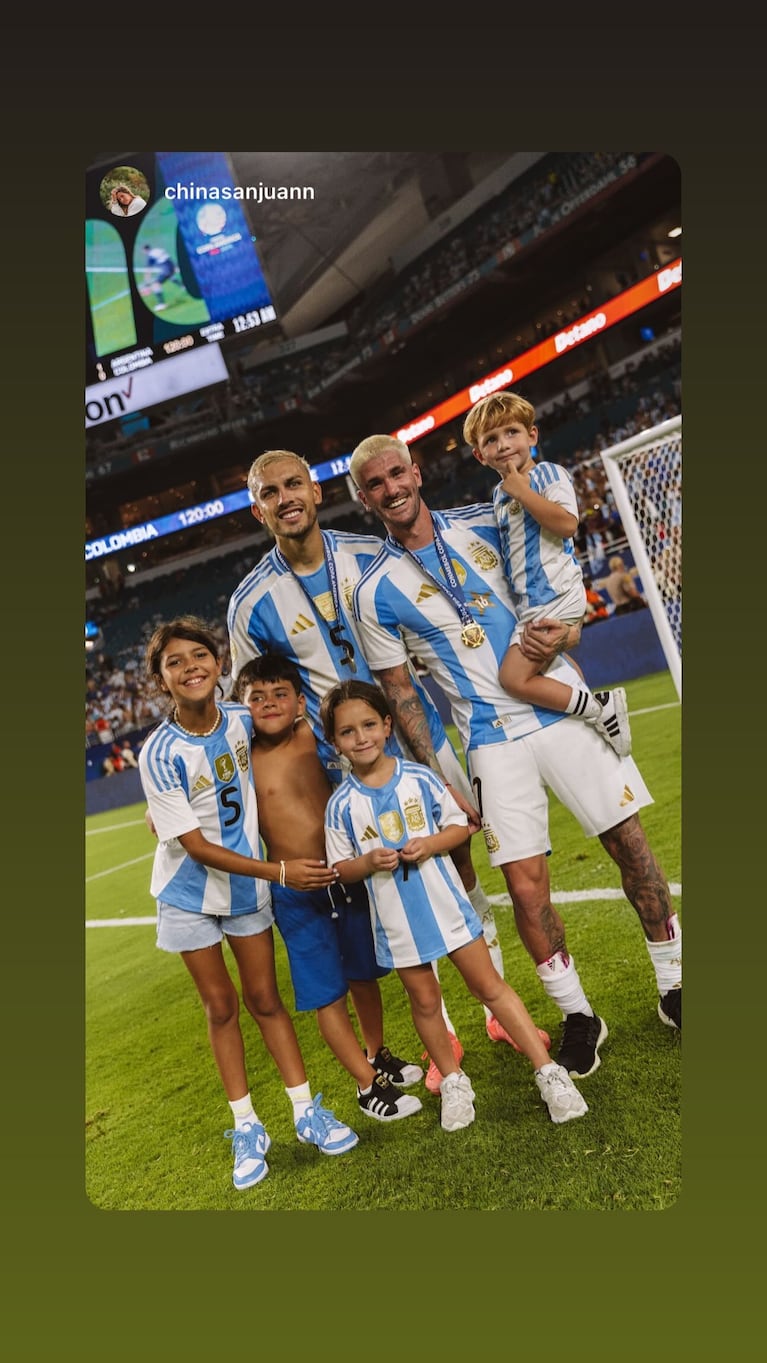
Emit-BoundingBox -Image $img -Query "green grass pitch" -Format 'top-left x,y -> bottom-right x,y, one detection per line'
85,670 -> 681,1211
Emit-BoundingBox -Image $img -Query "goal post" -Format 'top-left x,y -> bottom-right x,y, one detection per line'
599,415 -> 682,698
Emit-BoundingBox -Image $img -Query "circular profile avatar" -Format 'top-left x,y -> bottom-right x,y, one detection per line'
101,166 -> 150,218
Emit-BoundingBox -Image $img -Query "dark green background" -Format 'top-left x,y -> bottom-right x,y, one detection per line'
7,22 -> 760,1360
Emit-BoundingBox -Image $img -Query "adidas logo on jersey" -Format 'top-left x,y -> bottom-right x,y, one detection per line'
290,614 -> 316,634
360,825 -> 379,842
619,784 -> 635,806
192,775 -> 213,792
415,583 -> 440,604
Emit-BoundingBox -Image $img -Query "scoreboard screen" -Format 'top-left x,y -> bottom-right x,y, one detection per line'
86,151 -> 278,386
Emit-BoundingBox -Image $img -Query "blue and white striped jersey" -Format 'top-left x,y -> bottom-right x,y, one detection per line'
493,460 -> 582,614
138,703 -> 270,917
227,529 -> 452,781
352,504 -> 581,752
324,759 -> 481,969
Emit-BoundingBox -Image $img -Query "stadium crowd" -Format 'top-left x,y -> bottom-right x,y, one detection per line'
85,357 -> 680,756
87,151 -> 657,475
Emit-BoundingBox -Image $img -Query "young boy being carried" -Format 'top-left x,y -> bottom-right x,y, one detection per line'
233,654 -> 423,1125
465,390 -> 631,756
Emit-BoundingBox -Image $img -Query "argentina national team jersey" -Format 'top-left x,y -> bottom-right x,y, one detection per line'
352,504 -> 582,752
227,529 -> 450,781
139,704 -> 270,917
493,461 -> 582,615
324,760 -> 481,969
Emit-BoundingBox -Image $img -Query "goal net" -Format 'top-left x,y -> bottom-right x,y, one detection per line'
599,415 -> 681,698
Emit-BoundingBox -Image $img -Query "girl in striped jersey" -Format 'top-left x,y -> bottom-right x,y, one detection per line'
465,391 -> 631,758
139,617 -> 358,1191
322,680 -> 588,1133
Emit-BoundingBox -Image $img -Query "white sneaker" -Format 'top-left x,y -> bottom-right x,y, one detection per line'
439,1071 -> 476,1131
535,1062 -> 589,1124
592,687 -> 632,757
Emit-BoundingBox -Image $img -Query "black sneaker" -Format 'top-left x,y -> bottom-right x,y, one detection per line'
371,1044 -> 424,1087
357,1073 -> 422,1121
658,987 -> 681,1031
556,1013 -> 608,1077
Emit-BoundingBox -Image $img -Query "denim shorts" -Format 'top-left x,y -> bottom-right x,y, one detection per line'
156,899 -> 274,954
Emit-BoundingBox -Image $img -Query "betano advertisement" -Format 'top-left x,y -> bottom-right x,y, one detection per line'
85,259 -> 681,560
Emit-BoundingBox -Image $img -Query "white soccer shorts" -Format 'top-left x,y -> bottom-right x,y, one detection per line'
467,717 -> 653,865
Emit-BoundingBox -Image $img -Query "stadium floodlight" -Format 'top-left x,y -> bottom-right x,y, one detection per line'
600,416 -> 682,699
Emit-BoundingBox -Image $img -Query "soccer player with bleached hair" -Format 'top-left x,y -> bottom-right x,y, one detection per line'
348,433 -> 681,1080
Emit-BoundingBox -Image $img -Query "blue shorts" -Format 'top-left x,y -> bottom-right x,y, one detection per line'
272,881 -> 388,1012
156,900 -> 274,954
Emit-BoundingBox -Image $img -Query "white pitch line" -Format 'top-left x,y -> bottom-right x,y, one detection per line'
86,819 -> 148,836
487,884 -> 681,906
86,853 -> 155,882
630,701 -> 680,717
87,916 -> 157,927
85,882 -> 682,928
91,289 -> 133,311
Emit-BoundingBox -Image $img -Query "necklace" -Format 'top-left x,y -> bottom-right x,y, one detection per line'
172,706 -> 222,738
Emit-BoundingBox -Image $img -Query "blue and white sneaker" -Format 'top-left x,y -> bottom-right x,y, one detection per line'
296,1093 -> 359,1155
224,1121 -> 271,1189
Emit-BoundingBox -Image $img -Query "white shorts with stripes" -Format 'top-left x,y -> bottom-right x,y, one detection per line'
467,717 -> 652,865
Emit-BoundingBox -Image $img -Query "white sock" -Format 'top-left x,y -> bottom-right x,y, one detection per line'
565,686 -> 602,721
431,959 -> 456,1034
645,914 -> 682,994
536,950 -> 593,1018
229,1094 -> 259,1131
286,1081 -> 312,1122
466,879 -> 504,1019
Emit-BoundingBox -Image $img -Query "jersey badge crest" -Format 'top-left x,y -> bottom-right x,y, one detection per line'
482,825 -> 501,854
468,540 -> 500,569
215,753 -> 236,783
378,810 -> 405,843
342,578 -> 355,611
312,590 -> 335,622
235,740 -> 249,773
404,797 -> 426,832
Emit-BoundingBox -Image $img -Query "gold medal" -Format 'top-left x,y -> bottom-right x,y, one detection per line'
460,622 -> 486,648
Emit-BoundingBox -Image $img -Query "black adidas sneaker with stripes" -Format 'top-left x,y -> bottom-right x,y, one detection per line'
357,1073 -> 423,1121
592,687 -> 632,757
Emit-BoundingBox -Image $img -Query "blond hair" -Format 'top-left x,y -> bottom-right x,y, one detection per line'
462,391 -> 536,450
349,434 -> 411,487
247,449 -> 313,498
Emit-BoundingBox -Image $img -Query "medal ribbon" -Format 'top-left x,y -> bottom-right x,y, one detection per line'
274,533 -> 357,672
398,517 -> 481,637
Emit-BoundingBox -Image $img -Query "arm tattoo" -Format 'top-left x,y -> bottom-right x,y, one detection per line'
375,665 -> 442,774
599,815 -> 673,937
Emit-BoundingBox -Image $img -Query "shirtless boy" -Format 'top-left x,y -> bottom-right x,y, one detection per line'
234,654 -> 423,1123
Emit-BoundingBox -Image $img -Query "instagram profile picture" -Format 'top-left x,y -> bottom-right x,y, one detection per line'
101,166 -> 150,219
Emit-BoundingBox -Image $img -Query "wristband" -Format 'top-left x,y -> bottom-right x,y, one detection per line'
279,860 -> 286,887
